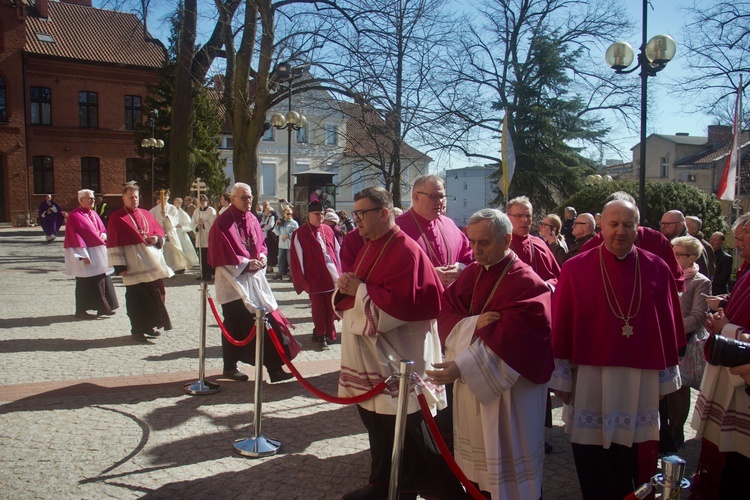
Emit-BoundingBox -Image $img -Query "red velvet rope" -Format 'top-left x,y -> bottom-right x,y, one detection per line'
416,393 -> 485,500
207,296 -> 256,347
267,325 -> 387,405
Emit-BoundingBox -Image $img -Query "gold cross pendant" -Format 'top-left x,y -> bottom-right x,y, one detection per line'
622,322 -> 633,338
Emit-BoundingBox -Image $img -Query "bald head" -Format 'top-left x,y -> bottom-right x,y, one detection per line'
685,215 -> 702,236
660,210 -> 685,239
573,213 -> 596,239
601,200 -> 640,257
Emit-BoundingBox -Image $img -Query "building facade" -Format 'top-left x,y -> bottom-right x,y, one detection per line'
444,166 -> 496,227
0,0 -> 164,224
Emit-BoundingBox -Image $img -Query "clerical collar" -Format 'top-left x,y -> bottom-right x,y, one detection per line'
484,250 -> 512,270
605,245 -> 634,261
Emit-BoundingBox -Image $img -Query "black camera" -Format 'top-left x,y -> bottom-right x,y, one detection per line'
705,335 -> 750,368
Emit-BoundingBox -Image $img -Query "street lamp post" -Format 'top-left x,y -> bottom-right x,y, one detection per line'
585,174 -> 614,186
271,62 -> 308,204
605,0 -> 676,219
141,109 -> 164,206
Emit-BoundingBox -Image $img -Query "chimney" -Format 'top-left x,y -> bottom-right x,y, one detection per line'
707,125 -> 733,145
60,0 -> 94,6
36,0 -> 49,18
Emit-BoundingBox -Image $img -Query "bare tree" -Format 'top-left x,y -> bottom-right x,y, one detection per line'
679,1 -> 750,129
429,0 -> 637,211
319,0 -> 454,207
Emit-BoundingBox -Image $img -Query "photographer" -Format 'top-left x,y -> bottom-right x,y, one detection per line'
691,213 -> 750,498
272,206 -> 298,280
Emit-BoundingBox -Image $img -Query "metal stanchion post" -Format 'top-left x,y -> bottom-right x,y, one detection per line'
184,281 -> 220,395
234,307 -> 281,457
388,360 -> 414,500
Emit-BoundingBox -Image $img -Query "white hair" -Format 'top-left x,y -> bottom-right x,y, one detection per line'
78,189 -> 95,199
231,182 -> 252,195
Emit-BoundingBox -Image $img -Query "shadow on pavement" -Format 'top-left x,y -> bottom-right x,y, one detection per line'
143,346 -> 223,362
0,334 -> 136,353
0,314 -> 113,330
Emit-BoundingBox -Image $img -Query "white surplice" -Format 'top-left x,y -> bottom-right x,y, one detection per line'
445,315 -> 546,500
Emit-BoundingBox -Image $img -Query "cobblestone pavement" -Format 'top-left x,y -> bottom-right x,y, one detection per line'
0,227 -> 701,498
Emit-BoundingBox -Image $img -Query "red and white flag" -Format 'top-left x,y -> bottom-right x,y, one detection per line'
717,83 -> 741,201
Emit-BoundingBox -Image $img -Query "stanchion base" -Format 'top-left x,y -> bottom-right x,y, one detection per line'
183,380 -> 221,395
233,435 -> 281,457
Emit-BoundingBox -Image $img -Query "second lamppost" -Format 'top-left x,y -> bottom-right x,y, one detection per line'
271,108 -> 306,204
605,0 -> 676,218
141,109 -> 164,206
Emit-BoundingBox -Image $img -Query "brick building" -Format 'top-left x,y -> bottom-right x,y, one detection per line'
0,0 -> 165,224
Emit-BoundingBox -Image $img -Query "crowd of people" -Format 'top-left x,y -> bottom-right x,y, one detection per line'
39,175 -> 750,499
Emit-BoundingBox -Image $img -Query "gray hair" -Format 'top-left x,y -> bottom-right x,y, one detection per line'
469,208 -> 512,242
605,191 -> 636,204
685,215 -> 702,229
231,182 -> 252,195
671,235 -> 703,257
78,189 -> 95,199
732,212 -> 750,231
506,195 -> 533,214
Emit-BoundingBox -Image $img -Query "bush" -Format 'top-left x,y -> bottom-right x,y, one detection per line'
557,180 -> 726,235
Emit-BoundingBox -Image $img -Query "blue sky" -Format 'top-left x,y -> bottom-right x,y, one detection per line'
102,0 -> 718,166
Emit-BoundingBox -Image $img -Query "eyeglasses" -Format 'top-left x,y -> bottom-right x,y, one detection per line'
674,252 -> 694,258
352,207 -> 383,219
508,213 -> 532,220
416,191 -> 447,202
538,222 -> 553,228
660,221 -> 680,227
235,195 -> 253,202
573,222 -> 588,226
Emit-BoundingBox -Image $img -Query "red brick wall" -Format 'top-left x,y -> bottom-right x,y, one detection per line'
0,3 -> 29,224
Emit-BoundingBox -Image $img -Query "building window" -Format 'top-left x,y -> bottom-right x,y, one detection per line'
124,95 -> 141,130
325,123 -> 338,145
81,157 -> 100,192
260,161 -> 276,195
294,159 -> 310,174
33,156 -> 54,194
296,126 -> 307,144
30,87 -> 51,125
79,91 -> 98,128
0,76 -> 7,123
261,126 -> 275,142
125,158 -> 138,184
225,137 -> 234,149
660,157 -> 669,178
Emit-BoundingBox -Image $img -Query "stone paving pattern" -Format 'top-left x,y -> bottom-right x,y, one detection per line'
0,227 -> 701,498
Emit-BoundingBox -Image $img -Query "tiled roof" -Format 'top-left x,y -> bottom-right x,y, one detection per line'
674,131 -> 750,165
340,102 -> 429,161
24,1 -> 165,68
653,134 -> 708,146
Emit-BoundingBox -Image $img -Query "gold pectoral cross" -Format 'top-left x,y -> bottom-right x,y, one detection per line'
622,322 -> 633,338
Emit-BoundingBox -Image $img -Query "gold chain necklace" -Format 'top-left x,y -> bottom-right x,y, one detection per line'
409,209 -> 451,266
354,228 -> 398,282
125,208 -> 149,238
599,246 -> 642,338
469,254 -> 517,315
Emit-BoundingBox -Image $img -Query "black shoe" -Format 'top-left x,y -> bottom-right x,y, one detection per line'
342,484 -> 388,500
319,338 -> 330,351
268,368 -> 294,383
544,441 -> 553,454
144,329 -> 161,337
97,310 -> 116,316
222,369 -> 249,381
75,311 -> 98,320
311,332 -> 323,343
131,332 -> 150,343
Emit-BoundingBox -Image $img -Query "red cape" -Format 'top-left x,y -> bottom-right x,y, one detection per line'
340,228 -> 367,273
439,253 -> 553,384
510,233 -> 560,286
579,226 -> 685,292
552,245 -> 684,370
395,210 -> 473,267
289,222 -> 340,294
64,207 -> 107,248
107,207 -> 164,248
725,270 -> 750,328
208,205 -> 267,267
335,226 -> 443,321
